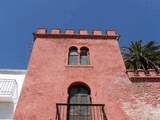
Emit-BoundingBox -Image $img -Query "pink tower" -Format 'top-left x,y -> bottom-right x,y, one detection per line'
14,28 -> 132,120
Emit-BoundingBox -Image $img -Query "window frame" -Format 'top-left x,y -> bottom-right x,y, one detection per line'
68,47 -> 78,65
68,84 -> 92,117
67,46 -> 90,66
80,47 -> 90,65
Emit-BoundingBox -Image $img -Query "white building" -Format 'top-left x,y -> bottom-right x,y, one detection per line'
0,69 -> 26,120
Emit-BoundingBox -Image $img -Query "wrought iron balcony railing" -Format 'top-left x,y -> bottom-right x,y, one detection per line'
56,103 -> 108,120
0,79 -> 18,102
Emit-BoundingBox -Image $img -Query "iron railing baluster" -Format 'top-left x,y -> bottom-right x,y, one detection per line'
56,103 -> 107,120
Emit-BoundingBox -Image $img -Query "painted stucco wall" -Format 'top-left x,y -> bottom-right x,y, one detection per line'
14,29 -> 131,120
110,73 -> 160,120
13,29 -> 160,120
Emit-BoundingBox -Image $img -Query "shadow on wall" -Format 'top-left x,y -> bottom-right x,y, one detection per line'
0,102 -> 14,119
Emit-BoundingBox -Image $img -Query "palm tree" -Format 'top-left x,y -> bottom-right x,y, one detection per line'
122,40 -> 160,72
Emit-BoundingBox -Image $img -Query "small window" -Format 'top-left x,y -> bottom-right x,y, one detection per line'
80,47 -> 89,65
68,47 -> 78,65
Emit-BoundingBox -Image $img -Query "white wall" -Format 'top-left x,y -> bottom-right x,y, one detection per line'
0,70 -> 26,120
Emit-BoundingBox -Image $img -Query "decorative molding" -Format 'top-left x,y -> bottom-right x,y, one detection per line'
33,28 -> 120,40
126,69 -> 160,82
0,69 -> 26,75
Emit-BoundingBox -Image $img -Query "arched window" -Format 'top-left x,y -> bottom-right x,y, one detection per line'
68,84 -> 91,104
80,47 -> 89,65
68,84 -> 91,120
68,47 -> 78,65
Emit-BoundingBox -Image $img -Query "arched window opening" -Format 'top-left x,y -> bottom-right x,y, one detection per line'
68,84 -> 91,104
68,84 -> 91,120
80,47 -> 89,65
68,47 -> 78,65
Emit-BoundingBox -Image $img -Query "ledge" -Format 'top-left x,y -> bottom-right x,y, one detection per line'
0,69 -> 26,74
126,69 -> 160,82
65,65 -> 93,68
33,28 -> 120,40
129,77 -> 160,82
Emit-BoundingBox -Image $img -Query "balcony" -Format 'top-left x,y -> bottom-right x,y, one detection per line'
56,103 -> 108,120
0,79 -> 17,102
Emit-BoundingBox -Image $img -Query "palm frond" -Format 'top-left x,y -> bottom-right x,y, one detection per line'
121,40 -> 160,70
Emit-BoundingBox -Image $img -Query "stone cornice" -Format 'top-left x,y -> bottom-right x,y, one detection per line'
126,69 -> 160,82
33,28 -> 120,40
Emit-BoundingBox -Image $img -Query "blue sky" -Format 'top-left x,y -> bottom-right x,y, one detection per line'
0,0 -> 160,69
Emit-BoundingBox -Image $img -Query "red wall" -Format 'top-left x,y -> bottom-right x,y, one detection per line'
14,29 -> 131,120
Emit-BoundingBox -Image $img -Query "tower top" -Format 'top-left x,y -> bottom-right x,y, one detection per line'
33,28 -> 120,40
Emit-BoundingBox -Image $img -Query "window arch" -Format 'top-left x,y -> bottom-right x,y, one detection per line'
68,47 -> 78,65
68,84 -> 91,102
80,47 -> 90,65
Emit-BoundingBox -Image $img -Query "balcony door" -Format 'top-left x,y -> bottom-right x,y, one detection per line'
68,85 -> 91,120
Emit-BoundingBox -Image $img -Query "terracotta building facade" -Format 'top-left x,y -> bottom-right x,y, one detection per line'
14,28 -> 160,120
